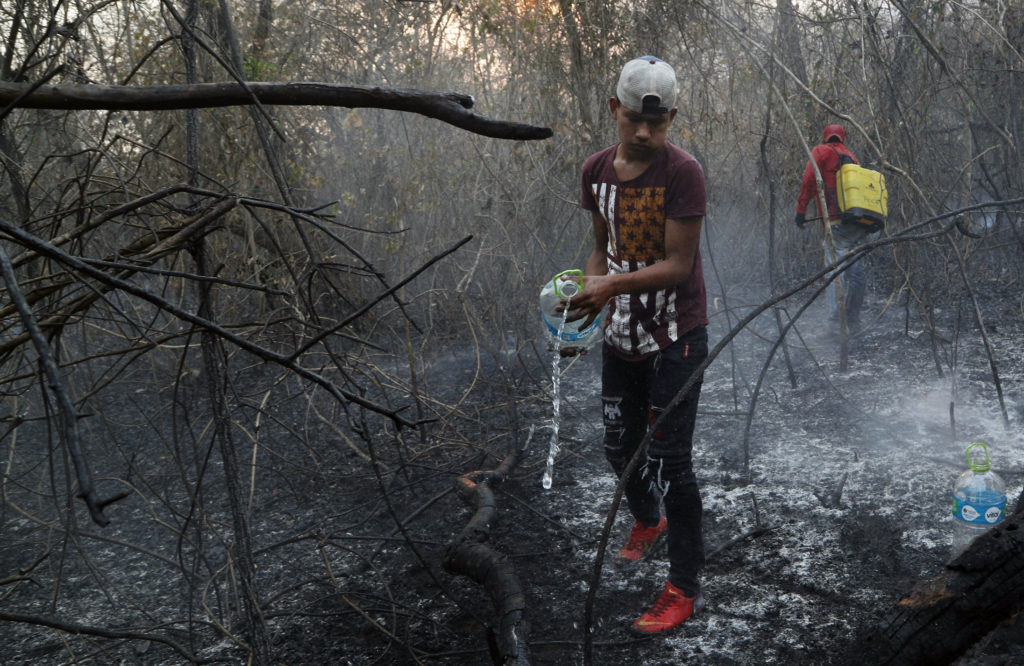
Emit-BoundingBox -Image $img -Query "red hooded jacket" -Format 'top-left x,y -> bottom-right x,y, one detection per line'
796,124 -> 859,220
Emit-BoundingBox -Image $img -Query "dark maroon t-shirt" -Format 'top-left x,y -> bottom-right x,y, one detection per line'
580,141 -> 708,358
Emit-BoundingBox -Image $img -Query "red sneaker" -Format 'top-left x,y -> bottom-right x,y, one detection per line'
631,581 -> 704,635
614,515 -> 667,565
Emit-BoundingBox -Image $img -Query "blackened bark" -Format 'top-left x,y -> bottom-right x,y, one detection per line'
443,466 -> 530,665
848,509 -> 1024,665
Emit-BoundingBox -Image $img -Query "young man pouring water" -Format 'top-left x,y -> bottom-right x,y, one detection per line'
566,56 -> 709,634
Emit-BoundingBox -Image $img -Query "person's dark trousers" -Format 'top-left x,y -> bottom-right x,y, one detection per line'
601,325 -> 707,596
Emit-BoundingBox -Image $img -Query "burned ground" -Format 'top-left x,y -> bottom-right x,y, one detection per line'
1,290 -> 1022,666
489,297 -> 1024,666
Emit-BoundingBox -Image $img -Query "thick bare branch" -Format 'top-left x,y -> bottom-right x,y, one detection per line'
0,81 -> 554,141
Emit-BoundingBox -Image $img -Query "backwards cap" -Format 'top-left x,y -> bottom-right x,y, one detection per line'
616,56 -> 678,115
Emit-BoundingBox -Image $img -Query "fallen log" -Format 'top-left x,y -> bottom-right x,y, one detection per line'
848,507 -> 1024,665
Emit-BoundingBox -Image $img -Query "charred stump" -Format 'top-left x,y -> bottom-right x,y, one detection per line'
849,509 -> 1024,665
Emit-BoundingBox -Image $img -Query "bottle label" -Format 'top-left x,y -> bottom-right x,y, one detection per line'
543,317 -> 602,343
952,494 -> 1006,525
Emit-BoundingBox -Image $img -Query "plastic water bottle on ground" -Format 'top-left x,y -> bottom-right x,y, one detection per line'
951,442 -> 1007,556
539,270 -> 604,352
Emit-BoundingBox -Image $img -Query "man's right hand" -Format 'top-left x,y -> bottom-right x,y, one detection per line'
794,212 -> 807,228
564,274 -> 614,329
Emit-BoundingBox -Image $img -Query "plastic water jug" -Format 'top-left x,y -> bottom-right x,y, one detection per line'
539,270 -> 603,350
951,442 -> 1007,556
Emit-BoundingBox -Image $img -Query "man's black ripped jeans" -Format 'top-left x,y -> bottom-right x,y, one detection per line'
601,325 -> 707,596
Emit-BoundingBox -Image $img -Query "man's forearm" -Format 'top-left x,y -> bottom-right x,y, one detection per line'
603,256 -> 692,296
585,250 -> 607,277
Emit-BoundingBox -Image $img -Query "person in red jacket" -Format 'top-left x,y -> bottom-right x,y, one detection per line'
794,124 -> 871,333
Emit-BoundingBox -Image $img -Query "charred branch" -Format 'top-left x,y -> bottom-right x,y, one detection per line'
0,610 -> 198,662
0,81 -> 554,141
443,431 -> 533,666
0,245 -> 115,527
707,494 -> 771,558
707,525 -> 772,559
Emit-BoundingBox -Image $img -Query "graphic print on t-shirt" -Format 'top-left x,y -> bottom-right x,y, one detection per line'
591,182 -> 666,265
616,186 -> 667,263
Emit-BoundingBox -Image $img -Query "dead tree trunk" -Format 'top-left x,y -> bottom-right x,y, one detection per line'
848,508 -> 1024,665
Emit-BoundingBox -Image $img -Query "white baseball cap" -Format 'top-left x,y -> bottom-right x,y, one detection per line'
616,56 -> 678,115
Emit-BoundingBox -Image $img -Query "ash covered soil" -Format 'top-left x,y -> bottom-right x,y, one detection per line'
460,299 -> 1024,666
1,295 -> 1022,666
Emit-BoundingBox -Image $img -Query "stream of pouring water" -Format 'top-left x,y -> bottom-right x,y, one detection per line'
542,302 -> 570,489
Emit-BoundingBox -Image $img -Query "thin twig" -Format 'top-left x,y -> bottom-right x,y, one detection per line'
0,610 -> 199,662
